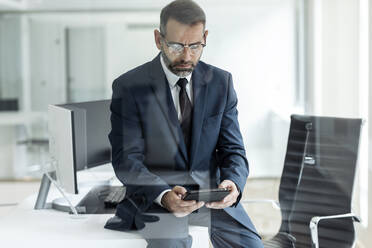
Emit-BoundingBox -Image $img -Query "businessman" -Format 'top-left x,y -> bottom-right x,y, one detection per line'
108,0 -> 263,247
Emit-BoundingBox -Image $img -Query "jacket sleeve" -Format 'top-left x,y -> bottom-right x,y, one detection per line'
216,73 -> 249,206
109,78 -> 171,209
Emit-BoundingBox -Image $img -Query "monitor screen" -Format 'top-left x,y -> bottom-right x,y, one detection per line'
48,100 -> 112,194
64,100 -> 112,170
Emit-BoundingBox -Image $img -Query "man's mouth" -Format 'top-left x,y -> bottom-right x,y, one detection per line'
175,63 -> 193,69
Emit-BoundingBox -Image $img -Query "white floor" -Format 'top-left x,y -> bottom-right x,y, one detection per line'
0,180 -> 41,217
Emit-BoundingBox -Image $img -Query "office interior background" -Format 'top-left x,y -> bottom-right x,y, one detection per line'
0,0 -> 371,246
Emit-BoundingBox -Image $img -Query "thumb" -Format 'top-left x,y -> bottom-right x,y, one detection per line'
173,186 -> 187,196
219,180 -> 230,189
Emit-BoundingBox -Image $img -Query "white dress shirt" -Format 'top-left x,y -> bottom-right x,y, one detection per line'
161,55 -> 193,120
154,55 -> 193,207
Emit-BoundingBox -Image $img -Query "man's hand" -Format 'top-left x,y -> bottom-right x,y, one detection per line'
161,186 -> 205,217
205,180 -> 239,209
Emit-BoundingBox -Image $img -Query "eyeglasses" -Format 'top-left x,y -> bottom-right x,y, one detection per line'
161,34 -> 206,56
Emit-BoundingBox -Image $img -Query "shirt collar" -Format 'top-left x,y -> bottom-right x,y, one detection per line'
160,54 -> 192,88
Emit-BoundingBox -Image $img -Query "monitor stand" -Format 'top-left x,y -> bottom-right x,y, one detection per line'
34,171 -> 56,210
51,191 -> 89,214
35,172 -> 117,214
52,185 -> 117,214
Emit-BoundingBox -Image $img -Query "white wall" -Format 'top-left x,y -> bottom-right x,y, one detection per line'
16,12 -> 159,111
306,0 -> 370,172
0,1 -> 303,179
202,0 -> 298,177
306,0 -> 360,117
29,18 -> 66,111
0,15 -> 22,102
369,0 -> 372,172
370,0 -> 372,171
0,0 -> 25,10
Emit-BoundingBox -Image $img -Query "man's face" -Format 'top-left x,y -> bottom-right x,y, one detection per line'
155,19 -> 208,77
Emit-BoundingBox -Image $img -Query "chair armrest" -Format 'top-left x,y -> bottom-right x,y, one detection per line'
240,199 -> 280,210
309,213 -> 361,248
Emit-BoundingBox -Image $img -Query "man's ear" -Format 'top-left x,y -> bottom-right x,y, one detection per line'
154,29 -> 162,50
203,30 -> 208,44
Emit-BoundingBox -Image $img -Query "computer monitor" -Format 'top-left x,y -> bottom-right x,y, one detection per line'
48,100 -> 112,194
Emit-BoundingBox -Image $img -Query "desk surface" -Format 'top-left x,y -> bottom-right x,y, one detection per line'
0,194 -> 209,247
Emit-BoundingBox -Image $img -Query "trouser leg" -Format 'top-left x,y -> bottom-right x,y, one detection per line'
139,205 -> 263,248
138,205 -> 192,248
208,209 -> 264,248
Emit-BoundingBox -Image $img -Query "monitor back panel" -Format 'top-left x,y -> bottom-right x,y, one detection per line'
63,100 -> 112,170
48,105 -> 77,194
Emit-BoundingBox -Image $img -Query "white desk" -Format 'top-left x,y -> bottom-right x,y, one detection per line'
0,194 -> 209,247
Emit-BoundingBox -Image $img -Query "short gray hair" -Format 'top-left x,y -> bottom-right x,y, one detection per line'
160,0 -> 206,36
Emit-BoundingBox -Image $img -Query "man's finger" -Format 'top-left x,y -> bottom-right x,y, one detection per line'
205,200 -> 223,208
219,180 -> 237,192
218,182 -> 229,189
173,186 -> 187,195
206,203 -> 223,209
219,180 -> 233,188
196,201 -> 205,209
222,195 -> 232,204
206,200 -> 231,209
173,201 -> 204,217
222,192 -> 236,203
178,200 -> 197,207
184,201 -> 204,212
173,212 -> 189,218
183,200 -> 204,209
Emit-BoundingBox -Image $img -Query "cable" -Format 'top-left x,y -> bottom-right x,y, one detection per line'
41,158 -> 81,217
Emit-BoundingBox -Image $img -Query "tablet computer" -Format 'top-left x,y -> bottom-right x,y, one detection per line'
183,188 -> 230,203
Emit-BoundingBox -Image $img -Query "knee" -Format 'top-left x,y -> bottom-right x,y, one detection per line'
210,230 -> 263,248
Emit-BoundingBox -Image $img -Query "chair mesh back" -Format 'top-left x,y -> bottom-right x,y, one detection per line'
277,116 -> 309,234
284,115 -> 362,248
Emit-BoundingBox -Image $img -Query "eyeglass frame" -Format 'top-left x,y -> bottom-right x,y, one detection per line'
160,32 -> 206,55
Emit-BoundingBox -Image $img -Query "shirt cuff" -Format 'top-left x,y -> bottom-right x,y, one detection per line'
154,189 -> 172,207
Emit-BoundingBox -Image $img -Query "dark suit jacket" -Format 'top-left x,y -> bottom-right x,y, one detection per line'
108,54 -> 258,235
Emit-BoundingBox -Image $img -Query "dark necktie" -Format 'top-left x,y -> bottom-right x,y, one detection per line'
177,78 -> 193,156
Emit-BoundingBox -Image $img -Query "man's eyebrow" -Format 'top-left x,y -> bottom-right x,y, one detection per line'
189,41 -> 203,45
168,41 -> 203,45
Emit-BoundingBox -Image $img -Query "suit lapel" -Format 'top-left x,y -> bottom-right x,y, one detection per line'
190,65 -> 208,169
148,55 -> 189,162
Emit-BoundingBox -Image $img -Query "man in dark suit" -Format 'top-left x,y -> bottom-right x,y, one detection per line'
108,0 -> 263,247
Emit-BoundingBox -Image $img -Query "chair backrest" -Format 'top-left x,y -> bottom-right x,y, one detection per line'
278,115 -> 362,248
277,115 -> 310,234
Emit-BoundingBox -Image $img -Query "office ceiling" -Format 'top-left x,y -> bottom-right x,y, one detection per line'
0,0 -> 172,11
0,0 -> 286,12
0,0 -> 160,12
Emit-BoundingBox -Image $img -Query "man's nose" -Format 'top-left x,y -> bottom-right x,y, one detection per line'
181,47 -> 192,61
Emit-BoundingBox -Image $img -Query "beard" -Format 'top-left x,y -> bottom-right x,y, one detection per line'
161,48 -> 200,77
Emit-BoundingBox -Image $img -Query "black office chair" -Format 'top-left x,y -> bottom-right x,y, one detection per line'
261,115 -> 362,248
